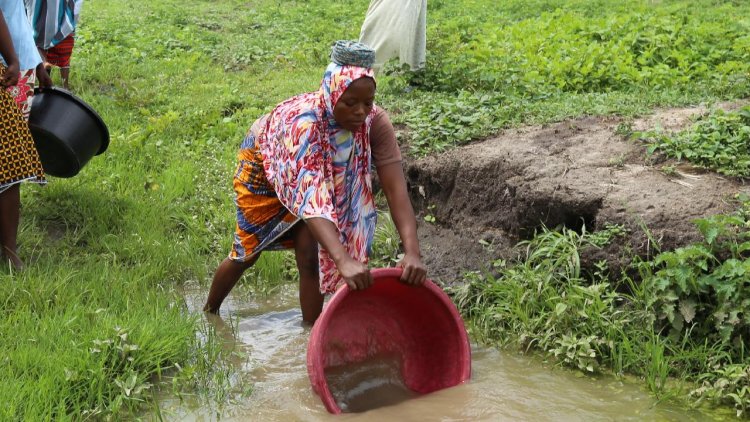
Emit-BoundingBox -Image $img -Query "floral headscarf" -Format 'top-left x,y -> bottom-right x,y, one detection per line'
258,63 -> 377,293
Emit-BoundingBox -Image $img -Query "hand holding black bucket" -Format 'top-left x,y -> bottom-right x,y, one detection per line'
28,87 -> 110,178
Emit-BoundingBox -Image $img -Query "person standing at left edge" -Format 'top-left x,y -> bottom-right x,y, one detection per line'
0,2 -> 47,270
1,0 -> 51,119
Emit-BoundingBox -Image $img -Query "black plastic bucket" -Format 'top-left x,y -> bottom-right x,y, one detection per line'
28,87 -> 110,178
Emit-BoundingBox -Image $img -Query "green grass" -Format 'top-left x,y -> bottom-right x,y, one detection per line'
3,0 -> 749,417
385,0 -> 750,155
0,261 -> 194,418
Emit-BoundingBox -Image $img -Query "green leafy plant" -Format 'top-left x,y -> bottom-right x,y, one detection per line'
451,225 -> 633,375
638,106 -> 750,177
660,164 -> 677,176
692,364 -> 750,418
371,212 -> 403,267
615,121 -> 634,137
636,209 -> 750,354
380,1 -> 750,156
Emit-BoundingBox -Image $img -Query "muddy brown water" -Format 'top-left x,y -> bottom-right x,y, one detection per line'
161,283 -> 712,421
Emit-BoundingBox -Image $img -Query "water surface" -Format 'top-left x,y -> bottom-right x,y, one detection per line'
160,283 -> 711,421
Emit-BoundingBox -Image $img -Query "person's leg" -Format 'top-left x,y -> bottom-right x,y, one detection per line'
60,67 -> 70,90
293,223 -> 323,324
203,255 -> 259,313
0,184 -> 23,270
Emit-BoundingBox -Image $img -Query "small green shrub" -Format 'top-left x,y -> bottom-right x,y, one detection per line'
692,364 -> 750,418
638,106 -> 750,177
636,205 -> 750,357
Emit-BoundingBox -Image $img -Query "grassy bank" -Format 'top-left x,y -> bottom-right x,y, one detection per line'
1,0 -> 748,417
452,204 -> 750,417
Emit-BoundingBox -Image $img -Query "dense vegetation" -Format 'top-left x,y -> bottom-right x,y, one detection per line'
391,0 -> 750,154
638,106 -> 750,177
0,0 -> 748,418
453,202 -> 750,417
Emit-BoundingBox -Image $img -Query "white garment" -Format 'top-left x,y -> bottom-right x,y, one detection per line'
359,0 -> 427,71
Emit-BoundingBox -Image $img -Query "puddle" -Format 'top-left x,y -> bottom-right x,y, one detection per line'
158,282 -> 712,421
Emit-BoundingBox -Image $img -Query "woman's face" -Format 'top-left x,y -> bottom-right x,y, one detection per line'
333,77 -> 375,132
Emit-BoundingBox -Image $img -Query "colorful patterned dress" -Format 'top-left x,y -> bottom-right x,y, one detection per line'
0,65 -> 45,193
230,63 -> 377,293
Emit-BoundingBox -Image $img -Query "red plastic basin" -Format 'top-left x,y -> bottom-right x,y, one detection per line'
307,268 -> 472,414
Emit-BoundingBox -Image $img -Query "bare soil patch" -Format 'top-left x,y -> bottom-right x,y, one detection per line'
406,101 -> 750,284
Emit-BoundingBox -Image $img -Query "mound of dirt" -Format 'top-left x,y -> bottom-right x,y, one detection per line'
406,102 -> 750,284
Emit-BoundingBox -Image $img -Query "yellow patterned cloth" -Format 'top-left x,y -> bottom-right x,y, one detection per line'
0,65 -> 45,193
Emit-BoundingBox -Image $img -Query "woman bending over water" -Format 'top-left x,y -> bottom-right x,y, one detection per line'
204,41 -> 427,323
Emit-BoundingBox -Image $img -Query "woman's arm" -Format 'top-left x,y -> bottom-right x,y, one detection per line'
377,161 -> 427,285
36,62 -> 52,87
0,10 -> 20,87
305,217 -> 374,290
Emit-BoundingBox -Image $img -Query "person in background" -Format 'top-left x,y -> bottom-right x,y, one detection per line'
1,0 -> 51,120
359,0 -> 427,73
204,41 -> 427,323
25,0 -> 82,90
0,7 -> 46,270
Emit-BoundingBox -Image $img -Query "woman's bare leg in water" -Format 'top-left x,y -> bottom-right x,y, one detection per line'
203,254 -> 260,313
293,223 -> 323,324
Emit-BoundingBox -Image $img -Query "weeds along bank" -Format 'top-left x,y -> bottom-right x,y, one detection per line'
0,0 -> 748,418
452,203 -> 750,418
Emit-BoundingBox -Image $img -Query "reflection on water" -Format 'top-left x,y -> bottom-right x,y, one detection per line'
160,282 -> 712,421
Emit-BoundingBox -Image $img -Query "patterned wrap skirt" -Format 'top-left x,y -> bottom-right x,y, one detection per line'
230,116 -> 298,261
0,66 -> 46,193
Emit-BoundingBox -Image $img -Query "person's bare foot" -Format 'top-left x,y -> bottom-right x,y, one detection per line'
2,246 -> 24,271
